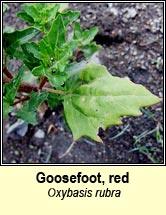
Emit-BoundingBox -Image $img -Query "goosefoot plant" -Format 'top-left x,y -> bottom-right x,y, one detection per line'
3,3 -> 161,142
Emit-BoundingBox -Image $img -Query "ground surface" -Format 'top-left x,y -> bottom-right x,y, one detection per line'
3,3 -> 164,164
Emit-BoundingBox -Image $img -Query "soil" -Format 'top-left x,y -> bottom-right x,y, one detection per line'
2,3 -> 164,164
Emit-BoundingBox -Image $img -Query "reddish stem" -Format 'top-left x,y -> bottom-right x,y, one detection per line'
3,77 -> 38,93
3,67 -> 13,79
13,95 -> 30,106
38,76 -> 48,90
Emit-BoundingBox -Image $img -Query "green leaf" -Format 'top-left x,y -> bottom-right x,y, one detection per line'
32,39 -> 77,88
4,66 -> 25,104
18,3 -> 60,33
3,3 -> 9,13
38,39 -> 54,66
44,14 -> 66,49
60,10 -> 80,27
32,64 -> 68,88
22,4 -> 40,23
17,11 -> 34,25
3,98 -> 14,117
65,61 -> 87,91
17,91 -> 48,125
81,42 -> 102,57
45,3 -> 60,23
21,42 -> 41,70
64,61 -> 161,142
47,92 -> 62,109
32,65 -> 45,76
74,22 -> 98,46
3,27 -> 40,57
82,27 -> 98,46
74,22 -> 82,39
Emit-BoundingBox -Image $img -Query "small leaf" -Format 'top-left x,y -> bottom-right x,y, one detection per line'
21,43 -> 41,70
81,42 -> 101,57
22,4 -> 40,23
17,11 -> 34,25
3,27 -> 40,57
74,22 -> 98,46
17,91 -> 48,125
64,61 -> 161,142
3,98 -> 14,117
45,3 -> 60,22
60,10 -> 80,27
32,65 -> 45,76
82,27 -> 98,46
74,22 -> 82,39
4,66 -> 25,104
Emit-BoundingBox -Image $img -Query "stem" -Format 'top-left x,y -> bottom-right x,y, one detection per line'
3,67 -> 13,79
3,77 -> 38,93
44,87 -> 66,95
13,95 -> 30,106
38,76 -> 48,90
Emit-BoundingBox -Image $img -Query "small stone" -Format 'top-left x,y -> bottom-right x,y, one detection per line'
34,129 -> 45,139
6,119 -> 25,134
16,123 -> 28,137
29,145 -> 34,149
11,160 -> 16,163
125,8 -> 137,19
110,7 -> 119,16
44,142 -> 50,146
14,151 -> 19,156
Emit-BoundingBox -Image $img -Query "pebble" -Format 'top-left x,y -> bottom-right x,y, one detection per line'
6,119 -> 27,134
14,150 -> 19,156
16,123 -> 28,137
34,129 -> 45,139
108,4 -> 119,16
123,7 -> 137,19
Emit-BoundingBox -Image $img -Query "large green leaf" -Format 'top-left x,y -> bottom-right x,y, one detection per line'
64,61 -> 161,142
17,91 -> 48,125
3,27 -> 40,57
